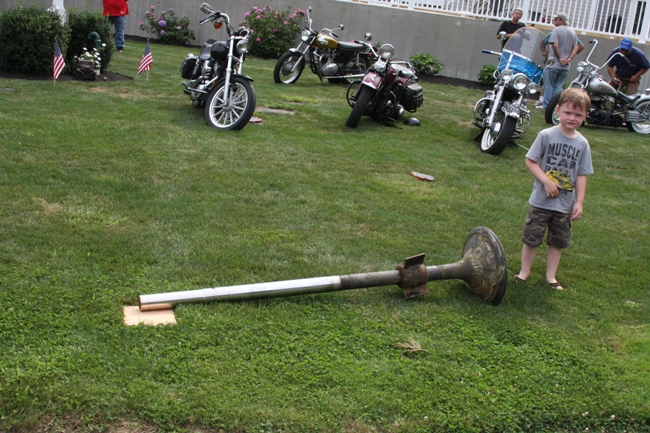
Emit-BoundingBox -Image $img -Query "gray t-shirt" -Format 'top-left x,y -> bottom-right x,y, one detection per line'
526,126 -> 593,213
547,25 -> 577,71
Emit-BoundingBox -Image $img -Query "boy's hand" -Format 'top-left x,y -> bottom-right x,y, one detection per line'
543,179 -> 560,198
571,202 -> 583,220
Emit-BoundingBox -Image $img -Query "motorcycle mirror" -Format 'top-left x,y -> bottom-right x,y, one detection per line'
308,6 -> 312,12
498,31 -> 506,39
404,118 -> 421,126
365,32 -> 372,41
340,24 -> 345,30
200,3 -> 213,14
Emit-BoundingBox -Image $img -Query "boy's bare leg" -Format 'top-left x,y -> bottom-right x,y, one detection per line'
517,244 -> 537,280
546,246 -> 562,284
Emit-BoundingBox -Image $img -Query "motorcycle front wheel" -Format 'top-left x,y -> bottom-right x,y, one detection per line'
274,52 -> 305,84
544,93 -> 562,125
481,111 -> 516,155
346,85 -> 374,128
204,77 -> 256,131
626,100 -> 650,134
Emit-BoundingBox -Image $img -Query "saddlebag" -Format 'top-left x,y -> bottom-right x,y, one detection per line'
402,83 -> 424,112
181,56 -> 199,80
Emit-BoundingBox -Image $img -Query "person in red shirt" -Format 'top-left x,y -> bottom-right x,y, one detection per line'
103,0 -> 128,52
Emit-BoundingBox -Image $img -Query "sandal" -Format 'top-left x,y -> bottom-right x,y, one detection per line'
513,274 -> 527,282
549,281 -> 564,290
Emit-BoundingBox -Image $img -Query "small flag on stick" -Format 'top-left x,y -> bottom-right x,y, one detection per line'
53,39 -> 65,80
138,41 -> 153,75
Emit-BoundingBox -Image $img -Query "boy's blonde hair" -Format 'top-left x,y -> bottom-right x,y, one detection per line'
558,88 -> 591,112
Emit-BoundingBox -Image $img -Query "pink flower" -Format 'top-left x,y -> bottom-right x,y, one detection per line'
150,5 -> 155,9
273,28 -> 279,33
160,30 -> 165,35
139,21 -> 144,26
289,13 -> 297,19
256,14 -> 262,19
244,11 -> 250,18
284,21 -> 289,25
161,10 -> 166,14
256,37 -> 261,42
159,19 -> 166,27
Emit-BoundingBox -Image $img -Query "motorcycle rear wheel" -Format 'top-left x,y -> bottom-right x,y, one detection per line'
346,86 -> 374,128
274,52 -> 305,84
331,56 -> 372,84
544,93 -> 561,125
204,77 -> 256,131
481,112 -> 516,155
626,100 -> 650,134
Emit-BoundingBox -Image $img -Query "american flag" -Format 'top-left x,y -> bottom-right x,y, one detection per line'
137,41 -> 153,75
53,40 -> 65,80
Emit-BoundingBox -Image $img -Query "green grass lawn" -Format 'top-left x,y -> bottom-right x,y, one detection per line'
1,41 -> 649,432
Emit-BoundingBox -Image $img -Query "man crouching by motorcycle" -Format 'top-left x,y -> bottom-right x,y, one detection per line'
606,38 -> 650,95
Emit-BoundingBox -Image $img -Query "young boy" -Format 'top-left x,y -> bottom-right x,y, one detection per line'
514,88 -> 593,290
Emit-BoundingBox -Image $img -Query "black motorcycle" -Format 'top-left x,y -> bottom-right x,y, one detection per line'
544,39 -> 650,134
273,6 -> 377,84
473,27 -> 545,155
345,44 -> 423,128
181,3 -> 256,130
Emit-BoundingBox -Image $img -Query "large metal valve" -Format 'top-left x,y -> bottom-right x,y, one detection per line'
138,226 -> 508,311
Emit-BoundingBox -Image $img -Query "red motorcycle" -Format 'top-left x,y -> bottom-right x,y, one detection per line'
345,44 -> 424,128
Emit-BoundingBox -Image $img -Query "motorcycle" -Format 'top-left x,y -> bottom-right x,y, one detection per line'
180,3 -> 256,131
345,44 -> 424,128
473,28 -> 545,155
273,6 -> 377,84
544,39 -> 650,134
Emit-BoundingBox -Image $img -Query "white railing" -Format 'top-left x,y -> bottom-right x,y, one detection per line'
351,0 -> 650,42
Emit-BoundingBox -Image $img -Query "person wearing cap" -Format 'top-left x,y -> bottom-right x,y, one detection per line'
535,31 -> 584,107
542,13 -> 580,108
607,38 -> 650,95
496,8 -> 526,50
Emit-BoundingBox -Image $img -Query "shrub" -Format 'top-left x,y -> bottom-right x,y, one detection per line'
478,64 -> 497,86
0,4 -> 69,75
66,8 -> 113,71
140,6 -> 195,45
409,53 -> 444,76
240,5 -> 306,59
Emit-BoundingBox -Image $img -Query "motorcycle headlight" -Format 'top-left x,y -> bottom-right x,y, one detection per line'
527,82 -> 538,94
501,69 -> 513,82
378,44 -> 394,60
237,39 -> 248,54
511,73 -> 528,91
301,29 -> 311,42
576,61 -> 587,72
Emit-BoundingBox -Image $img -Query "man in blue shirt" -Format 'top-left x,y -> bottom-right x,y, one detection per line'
607,38 -> 650,95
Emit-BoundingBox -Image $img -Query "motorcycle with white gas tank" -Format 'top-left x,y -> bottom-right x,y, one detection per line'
181,3 -> 256,131
273,6 -> 377,84
544,39 -> 650,134
473,28 -> 545,155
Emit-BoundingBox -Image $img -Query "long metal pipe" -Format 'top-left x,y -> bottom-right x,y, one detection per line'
138,226 -> 508,311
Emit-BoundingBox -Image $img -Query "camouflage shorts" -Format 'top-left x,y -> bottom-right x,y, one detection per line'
521,206 -> 572,249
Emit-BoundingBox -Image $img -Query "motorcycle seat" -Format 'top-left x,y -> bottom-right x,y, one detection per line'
199,44 -> 213,61
337,41 -> 366,52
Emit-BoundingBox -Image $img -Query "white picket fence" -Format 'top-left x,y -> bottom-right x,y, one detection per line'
348,0 -> 650,42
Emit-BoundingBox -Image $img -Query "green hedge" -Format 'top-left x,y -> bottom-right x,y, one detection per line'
0,4 -> 69,75
66,8 -> 114,71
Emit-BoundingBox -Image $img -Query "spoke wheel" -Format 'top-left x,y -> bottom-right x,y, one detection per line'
544,93 -> 561,125
346,85 -> 374,128
273,52 -> 304,84
204,77 -> 256,131
626,101 -> 650,134
480,111 -> 516,155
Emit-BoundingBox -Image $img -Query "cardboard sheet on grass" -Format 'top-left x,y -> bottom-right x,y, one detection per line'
123,306 -> 176,326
